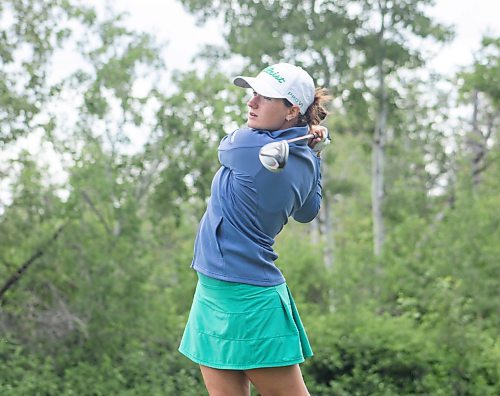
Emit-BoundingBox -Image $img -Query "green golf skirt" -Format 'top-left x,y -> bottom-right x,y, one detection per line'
178,272 -> 313,370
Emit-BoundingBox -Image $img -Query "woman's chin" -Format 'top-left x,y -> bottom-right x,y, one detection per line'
247,120 -> 258,129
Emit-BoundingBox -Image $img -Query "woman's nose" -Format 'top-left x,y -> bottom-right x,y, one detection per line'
247,95 -> 258,108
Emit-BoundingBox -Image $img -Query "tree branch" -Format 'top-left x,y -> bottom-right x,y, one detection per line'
0,224 -> 65,301
81,190 -> 112,235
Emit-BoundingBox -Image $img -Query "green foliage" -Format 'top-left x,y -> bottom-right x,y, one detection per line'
0,340 -> 206,395
148,68 -> 246,219
459,36 -> 500,106
0,0 -> 95,145
0,148 -> 205,394
275,223 -> 333,312
303,309 -> 498,396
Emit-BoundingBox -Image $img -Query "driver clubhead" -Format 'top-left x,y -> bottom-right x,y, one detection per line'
259,141 -> 289,173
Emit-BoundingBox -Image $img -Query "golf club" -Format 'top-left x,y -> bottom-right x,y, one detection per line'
259,134 -> 316,172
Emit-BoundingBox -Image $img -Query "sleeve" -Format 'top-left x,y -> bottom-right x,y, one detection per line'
292,159 -> 322,223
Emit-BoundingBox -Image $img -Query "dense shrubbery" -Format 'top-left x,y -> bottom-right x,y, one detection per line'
301,309 -> 498,395
0,341 -> 206,395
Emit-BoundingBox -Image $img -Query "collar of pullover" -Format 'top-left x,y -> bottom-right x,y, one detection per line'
254,125 -> 310,143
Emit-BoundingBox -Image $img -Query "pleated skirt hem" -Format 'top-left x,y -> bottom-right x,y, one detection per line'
178,272 -> 313,370
179,349 -> 306,370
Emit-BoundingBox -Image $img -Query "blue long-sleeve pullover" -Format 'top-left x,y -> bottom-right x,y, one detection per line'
191,126 -> 322,286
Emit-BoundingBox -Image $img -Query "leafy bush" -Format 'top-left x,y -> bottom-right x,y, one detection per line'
302,309 -> 499,395
0,339 -> 206,395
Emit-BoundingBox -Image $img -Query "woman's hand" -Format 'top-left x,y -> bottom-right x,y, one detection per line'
308,125 -> 330,156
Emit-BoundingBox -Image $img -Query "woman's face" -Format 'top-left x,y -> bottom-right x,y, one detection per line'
246,91 -> 297,131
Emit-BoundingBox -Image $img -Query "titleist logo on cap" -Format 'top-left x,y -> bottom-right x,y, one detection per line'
263,66 -> 286,83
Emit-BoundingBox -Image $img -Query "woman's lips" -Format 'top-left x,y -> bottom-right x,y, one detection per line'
248,111 -> 257,118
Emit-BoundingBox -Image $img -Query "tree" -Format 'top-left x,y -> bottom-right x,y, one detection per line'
351,0 -> 452,256
458,36 -> 500,192
147,68 -> 246,222
0,0 -> 96,145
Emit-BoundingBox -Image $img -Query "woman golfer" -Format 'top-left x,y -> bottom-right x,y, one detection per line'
179,63 -> 331,395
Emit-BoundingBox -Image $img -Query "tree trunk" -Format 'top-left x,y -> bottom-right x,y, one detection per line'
321,193 -> 334,269
372,6 -> 387,257
372,99 -> 386,257
310,196 -> 334,269
470,90 -> 486,193
310,157 -> 334,269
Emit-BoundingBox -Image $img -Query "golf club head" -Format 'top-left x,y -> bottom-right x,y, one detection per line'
259,141 -> 289,172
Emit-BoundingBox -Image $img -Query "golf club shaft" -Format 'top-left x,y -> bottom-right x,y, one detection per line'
286,133 -> 316,144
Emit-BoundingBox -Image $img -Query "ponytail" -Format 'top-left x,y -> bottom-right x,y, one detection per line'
300,87 -> 332,126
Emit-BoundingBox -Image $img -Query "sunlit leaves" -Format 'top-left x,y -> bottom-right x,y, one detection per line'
0,0 -> 91,144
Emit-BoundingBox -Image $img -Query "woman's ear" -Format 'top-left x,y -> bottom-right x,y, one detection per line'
286,105 -> 300,121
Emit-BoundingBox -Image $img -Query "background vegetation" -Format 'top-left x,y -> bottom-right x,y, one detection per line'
1,0 -> 498,395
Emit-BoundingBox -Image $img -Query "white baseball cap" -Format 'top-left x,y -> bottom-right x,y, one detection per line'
233,63 -> 315,114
